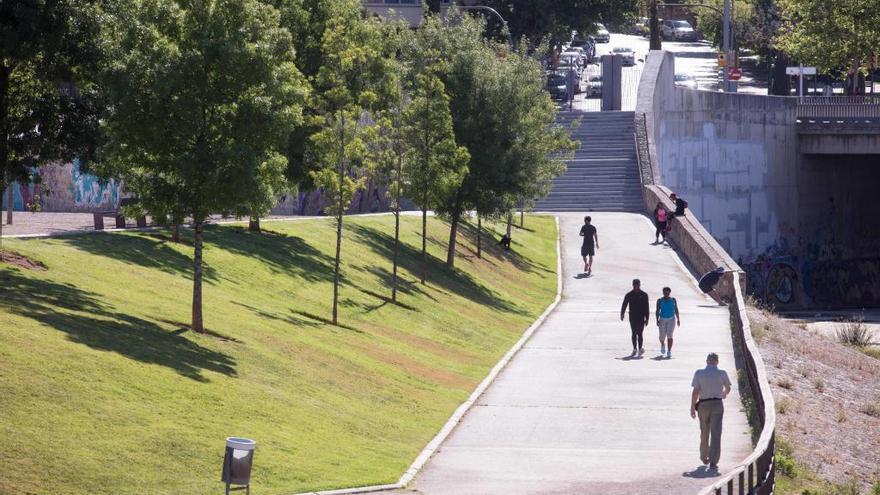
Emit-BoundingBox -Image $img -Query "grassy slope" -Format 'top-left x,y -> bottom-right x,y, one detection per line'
0,214 -> 557,495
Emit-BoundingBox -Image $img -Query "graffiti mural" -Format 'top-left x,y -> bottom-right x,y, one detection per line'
742,234 -> 880,309
36,160 -> 122,212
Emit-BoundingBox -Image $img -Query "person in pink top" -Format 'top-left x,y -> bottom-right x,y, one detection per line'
653,202 -> 669,243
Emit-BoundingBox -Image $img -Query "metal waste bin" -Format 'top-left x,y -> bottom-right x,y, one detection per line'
221,437 -> 256,494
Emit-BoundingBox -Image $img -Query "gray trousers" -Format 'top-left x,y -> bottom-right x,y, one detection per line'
698,399 -> 724,465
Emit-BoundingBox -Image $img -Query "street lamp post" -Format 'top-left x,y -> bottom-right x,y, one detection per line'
459,5 -> 513,50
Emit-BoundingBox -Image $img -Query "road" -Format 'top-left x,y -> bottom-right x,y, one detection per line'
568,32 -> 767,112
400,213 -> 753,495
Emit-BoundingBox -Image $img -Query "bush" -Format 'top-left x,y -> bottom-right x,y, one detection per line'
775,438 -> 798,478
859,401 -> 880,418
835,315 -> 875,347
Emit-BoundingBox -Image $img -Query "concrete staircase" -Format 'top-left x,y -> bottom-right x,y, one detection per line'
535,111 -> 643,212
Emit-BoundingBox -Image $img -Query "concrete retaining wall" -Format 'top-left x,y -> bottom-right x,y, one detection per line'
637,51 -> 800,261
636,52 -> 776,495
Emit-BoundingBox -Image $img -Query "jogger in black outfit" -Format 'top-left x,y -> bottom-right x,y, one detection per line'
621,279 -> 650,357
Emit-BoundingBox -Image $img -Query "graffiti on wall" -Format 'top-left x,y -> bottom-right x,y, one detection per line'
741,224 -> 880,308
36,159 -> 121,212
294,179 -> 391,216
0,182 -> 38,211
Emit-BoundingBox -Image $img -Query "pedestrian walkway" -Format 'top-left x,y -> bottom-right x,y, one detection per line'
405,212 -> 753,495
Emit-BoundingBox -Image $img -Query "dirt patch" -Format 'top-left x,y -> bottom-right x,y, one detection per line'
749,305 -> 880,490
0,251 -> 47,271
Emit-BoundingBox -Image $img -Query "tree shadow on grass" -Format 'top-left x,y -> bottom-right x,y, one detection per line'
458,221 -> 555,277
361,265 -> 438,303
0,269 -> 236,382
206,226 -> 336,283
348,224 -> 529,316
55,231 -> 218,283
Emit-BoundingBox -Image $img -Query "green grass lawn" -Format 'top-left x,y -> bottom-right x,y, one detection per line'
0,214 -> 557,495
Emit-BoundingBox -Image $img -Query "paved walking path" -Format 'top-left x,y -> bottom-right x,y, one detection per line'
404,212 -> 753,495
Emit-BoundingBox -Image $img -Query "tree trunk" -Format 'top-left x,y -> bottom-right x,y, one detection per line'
332,209 -> 342,324
770,51 -> 791,96
0,183 -> 4,252
5,184 -> 12,225
332,113 -> 346,326
476,214 -> 482,259
1,66 -> 9,233
420,207 -> 427,284
446,206 -> 460,268
506,212 -> 513,237
649,0 -> 662,50
248,215 -> 260,232
520,209 -> 524,227
191,220 -> 205,333
172,224 -> 181,243
391,154 -> 402,301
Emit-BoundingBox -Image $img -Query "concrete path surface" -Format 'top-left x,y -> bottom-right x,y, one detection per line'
401,212 -> 753,495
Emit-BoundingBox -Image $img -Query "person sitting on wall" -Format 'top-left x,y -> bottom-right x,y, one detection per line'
670,192 -> 688,217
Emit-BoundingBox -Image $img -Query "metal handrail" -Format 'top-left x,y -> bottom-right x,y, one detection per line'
697,271 -> 777,495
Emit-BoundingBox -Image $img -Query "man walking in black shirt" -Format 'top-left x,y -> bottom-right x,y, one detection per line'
579,216 -> 599,275
621,279 -> 650,357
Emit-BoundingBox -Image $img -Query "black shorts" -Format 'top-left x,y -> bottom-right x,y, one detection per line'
581,244 -> 595,257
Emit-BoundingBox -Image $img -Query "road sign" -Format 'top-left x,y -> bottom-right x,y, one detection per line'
729,67 -> 742,80
717,52 -> 727,67
786,66 -> 816,75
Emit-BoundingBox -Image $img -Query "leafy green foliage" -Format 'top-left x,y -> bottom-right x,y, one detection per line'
0,0 -> 102,218
484,0 -> 639,44
776,0 -> 880,71
96,0 -> 307,331
411,10 -> 574,267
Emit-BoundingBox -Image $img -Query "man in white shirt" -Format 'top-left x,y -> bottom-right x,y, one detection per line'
690,352 -> 732,471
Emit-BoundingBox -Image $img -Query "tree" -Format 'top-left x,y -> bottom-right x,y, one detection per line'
402,71 -> 469,283
434,14 -> 574,268
0,0 -> 101,243
97,0 -> 306,332
307,13 -> 393,324
775,0 -> 880,72
483,0 -> 639,46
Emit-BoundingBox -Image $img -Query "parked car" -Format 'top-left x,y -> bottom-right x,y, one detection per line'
594,23 -> 610,43
661,20 -> 698,41
562,48 -> 588,66
612,46 -> 636,66
674,73 -> 698,89
587,75 -> 602,97
546,73 -> 568,100
632,17 -> 649,36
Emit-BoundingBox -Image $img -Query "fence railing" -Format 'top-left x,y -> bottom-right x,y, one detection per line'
797,95 -> 880,119
636,108 -> 777,495
697,271 -> 777,495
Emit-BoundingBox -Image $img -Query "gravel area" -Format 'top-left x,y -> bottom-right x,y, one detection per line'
749,306 -> 880,490
0,211 -> 100,237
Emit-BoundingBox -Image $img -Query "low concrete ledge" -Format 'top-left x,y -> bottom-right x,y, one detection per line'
636,48 -> 776,494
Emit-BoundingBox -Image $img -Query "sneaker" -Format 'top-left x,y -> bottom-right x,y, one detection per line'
630,349 -> 637,357
660,345 -> 666,355
709,464 -> 718,471
666,350 -> 672,359
638,347 -> 645,356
